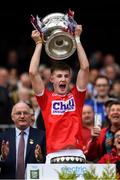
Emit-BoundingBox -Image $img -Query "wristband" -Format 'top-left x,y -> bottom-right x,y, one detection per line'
75,36 -> 81,44
35,40 -> 42,45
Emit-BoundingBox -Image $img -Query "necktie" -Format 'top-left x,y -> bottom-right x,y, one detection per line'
16,131 -> 25,179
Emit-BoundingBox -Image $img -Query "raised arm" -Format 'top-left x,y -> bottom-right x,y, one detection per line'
29,30 -> 45,95
75,25 -> 89,90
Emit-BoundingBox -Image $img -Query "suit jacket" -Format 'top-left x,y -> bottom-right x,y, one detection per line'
0,131 -> 3,173
0,127 -> 46,179
36,111 -> 45,131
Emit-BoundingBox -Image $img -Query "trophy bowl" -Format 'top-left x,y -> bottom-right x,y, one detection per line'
31,11 -> 77,60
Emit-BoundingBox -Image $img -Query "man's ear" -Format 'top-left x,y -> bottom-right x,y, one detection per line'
108,114 -> 111,120
11,114 -> 15,123
49,75 -> 54,83
113,139 -> 116,146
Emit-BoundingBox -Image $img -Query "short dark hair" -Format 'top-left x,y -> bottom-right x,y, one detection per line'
94,75 -> 109,85
109,100 -> 120,109
104,98 -> 117,108
51,62 -> 71,74
112,79 -> 120,86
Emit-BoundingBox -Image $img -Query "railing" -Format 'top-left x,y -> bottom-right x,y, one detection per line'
0,124 -> 15,132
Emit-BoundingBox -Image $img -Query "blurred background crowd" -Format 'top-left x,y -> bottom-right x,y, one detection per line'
0,6 -> 120,173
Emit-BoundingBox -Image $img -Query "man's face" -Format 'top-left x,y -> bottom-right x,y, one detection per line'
82,105 -> 94,125
12,102 -> 31,130
50,70 -> 71,95
113,82 -> 120,96
109,104 -> 120,125
114,130 -> 120,149
95,78 -> 109,97
30,108 -> 35,127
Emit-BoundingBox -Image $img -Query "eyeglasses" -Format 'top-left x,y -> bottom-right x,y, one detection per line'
31,113 -> 35,116
14,111 -> 30,116
96,84 -> 108,87
114,134 -> 120,139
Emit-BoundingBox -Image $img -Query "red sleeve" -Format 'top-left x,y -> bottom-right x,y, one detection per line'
98,154 -> 111,163
72,87 -> 86,107
35,88 -> 50,110
85,138 -> 100,161
86,128 -> 107,161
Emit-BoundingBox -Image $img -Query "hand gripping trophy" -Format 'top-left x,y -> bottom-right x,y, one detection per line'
30,9 -> 77,60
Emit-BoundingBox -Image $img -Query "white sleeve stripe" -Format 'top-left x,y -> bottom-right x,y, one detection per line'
76,86 -> 86,92
35,90 -> 44,96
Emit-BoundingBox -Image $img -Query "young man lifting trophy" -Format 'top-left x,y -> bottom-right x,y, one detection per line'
29,9 -> 89,164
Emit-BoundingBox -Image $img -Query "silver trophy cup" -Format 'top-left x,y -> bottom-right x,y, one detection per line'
30,10 -> 77,60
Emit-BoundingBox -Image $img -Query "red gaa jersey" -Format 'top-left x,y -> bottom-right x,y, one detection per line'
36,87 -> 86,154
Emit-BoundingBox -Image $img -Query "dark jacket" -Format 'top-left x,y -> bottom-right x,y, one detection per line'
0,127 -> 46,179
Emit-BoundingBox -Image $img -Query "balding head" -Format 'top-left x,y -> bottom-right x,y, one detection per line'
12,101 -> 30,115
11,101 -> 31,130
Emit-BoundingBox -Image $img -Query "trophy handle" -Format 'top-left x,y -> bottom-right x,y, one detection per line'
30,15 -> 42,33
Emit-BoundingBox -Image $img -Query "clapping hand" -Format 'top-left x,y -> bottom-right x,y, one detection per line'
1,140 -> 9,160
35,144 -> 43,162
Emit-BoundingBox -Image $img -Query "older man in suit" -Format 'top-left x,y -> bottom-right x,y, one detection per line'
0,101 -> 46,179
